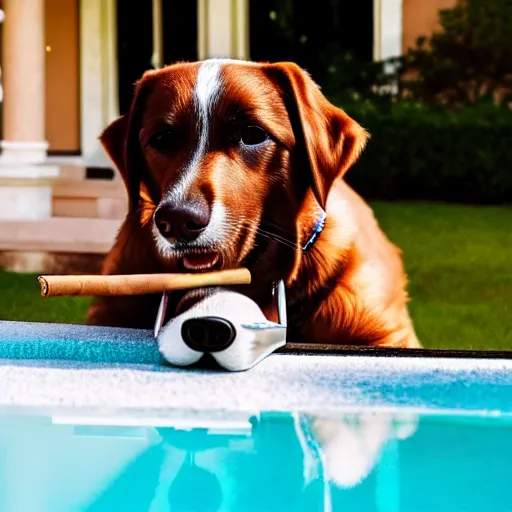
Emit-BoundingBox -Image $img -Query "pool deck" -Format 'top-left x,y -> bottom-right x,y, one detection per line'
1,320 -> 512,419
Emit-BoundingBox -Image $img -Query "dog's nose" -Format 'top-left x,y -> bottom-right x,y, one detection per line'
154,201 -> 210,242
181,317 -> 236,352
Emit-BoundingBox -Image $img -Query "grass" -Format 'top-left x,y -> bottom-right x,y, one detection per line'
1,201 -> 511,351
372,202 -> 512,351
0,271 -> 92,325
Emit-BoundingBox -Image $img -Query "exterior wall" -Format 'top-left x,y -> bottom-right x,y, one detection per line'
402,0 -> 457,52
44,0 -> 80,153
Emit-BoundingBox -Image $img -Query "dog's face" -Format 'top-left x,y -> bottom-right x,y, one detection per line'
101,59 -> 367,283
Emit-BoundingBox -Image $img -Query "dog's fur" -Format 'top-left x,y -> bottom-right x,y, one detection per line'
87,59 -> 420,348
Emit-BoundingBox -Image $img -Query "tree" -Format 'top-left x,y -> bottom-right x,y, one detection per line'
399,0 -> 512,109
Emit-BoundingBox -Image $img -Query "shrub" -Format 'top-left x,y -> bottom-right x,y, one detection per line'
337,100 -> 512,204
314,46 -> 398,108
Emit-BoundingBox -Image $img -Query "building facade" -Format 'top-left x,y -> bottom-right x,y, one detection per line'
0,0 -> 455,267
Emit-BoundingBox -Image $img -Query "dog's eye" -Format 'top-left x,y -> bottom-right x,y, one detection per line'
147,130 -> 176,152
240,125 -> 268,146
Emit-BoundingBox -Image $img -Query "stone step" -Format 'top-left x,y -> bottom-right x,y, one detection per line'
52,197 -> 128,219
0,251 -> 105,274
52,178 -> 127,199
51,179 -> 128,219
0,217 -> 122,254
53,164 -> 87,181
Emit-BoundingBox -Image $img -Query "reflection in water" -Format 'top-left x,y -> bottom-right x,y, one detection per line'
85,444 -> 167,512
73,411 -> 415,512
307,412 -> 418,488
1,410 -> 512,511
168,453 -> 223,512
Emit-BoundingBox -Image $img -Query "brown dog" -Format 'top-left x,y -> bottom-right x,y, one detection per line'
87,59 -> 420,349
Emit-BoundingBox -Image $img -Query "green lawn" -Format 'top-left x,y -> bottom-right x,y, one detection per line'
1,202 -> 511,351
0,270 -> 92,325
372,202 -> 512,351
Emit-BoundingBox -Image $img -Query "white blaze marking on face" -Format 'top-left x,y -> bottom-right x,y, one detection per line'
157,58 -> 256,251
165,59 -> 224,205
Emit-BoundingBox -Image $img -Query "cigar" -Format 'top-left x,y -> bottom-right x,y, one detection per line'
38,268 -> 251,297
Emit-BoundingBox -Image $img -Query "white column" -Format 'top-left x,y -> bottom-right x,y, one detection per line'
79,0 -> 119,170
373,0 -> 403,61
209,0 -> 233,58
0,0 -> 47,162
233,0 -> 249,60
151,0 -> 163,69
0,0 -> 59,220
198,0 -> 208,60
198,0 -> 249,60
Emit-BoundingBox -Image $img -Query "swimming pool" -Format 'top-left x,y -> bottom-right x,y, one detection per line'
1,320 -> 512,511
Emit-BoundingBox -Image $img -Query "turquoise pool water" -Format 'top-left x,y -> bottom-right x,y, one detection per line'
0,410 -> 511,511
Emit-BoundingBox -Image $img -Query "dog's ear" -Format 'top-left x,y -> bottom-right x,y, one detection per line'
265,62 -> 369,210
99,114 -> 129,186
99,71 -> 159,213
